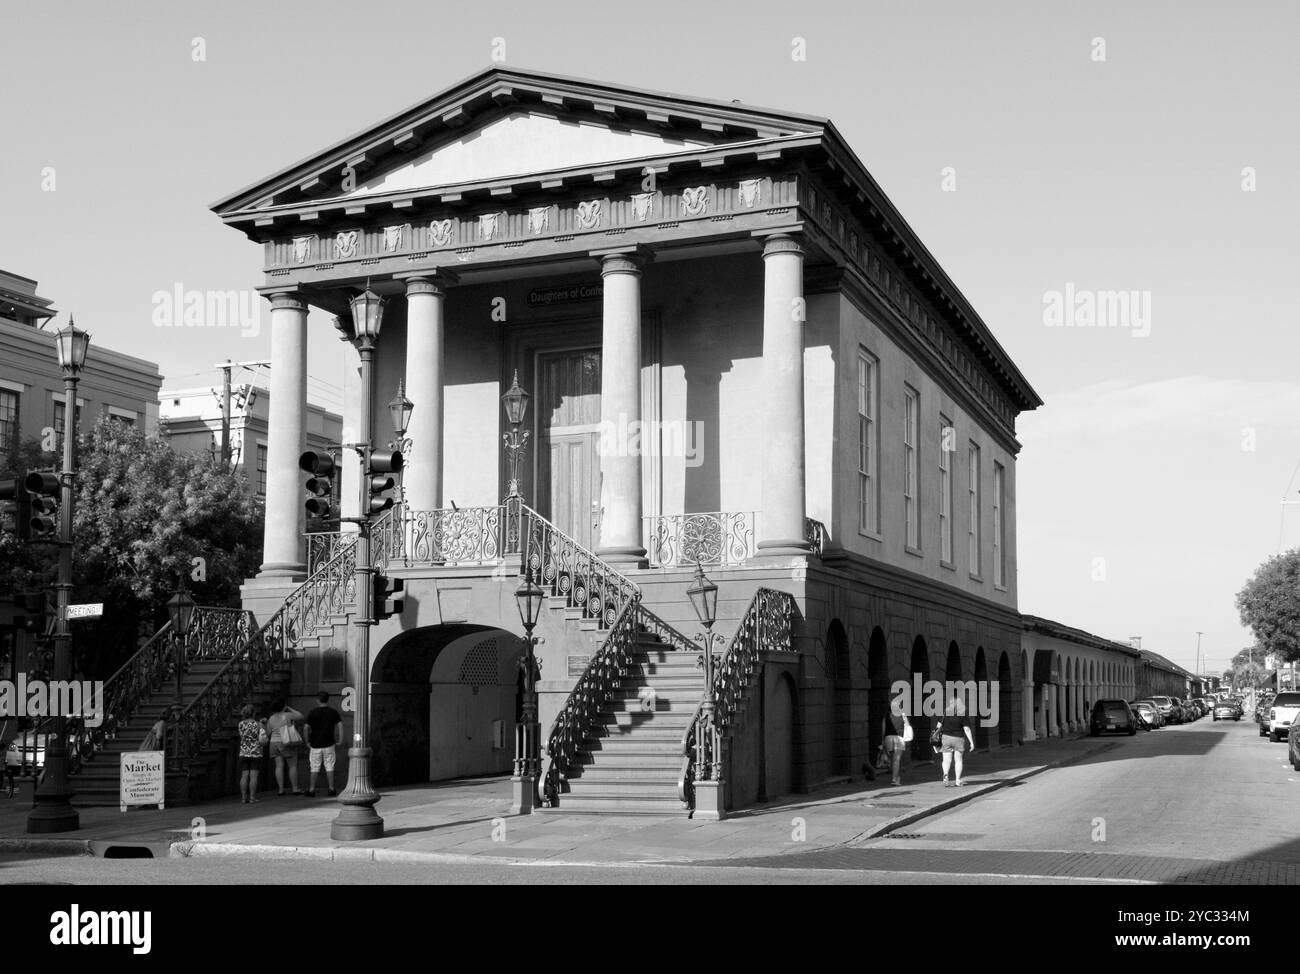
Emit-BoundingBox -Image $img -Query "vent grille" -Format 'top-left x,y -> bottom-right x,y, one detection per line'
458,638 -> 499,687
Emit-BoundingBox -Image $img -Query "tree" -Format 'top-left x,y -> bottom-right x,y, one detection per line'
2,418 -> 263,679
1236,551 -> 1300,664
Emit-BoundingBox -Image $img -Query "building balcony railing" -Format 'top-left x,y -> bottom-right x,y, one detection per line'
643,511 -> 757,569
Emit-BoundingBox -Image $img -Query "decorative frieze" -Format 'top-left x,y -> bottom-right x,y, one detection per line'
738,178 -> 761,208
631,193 -> 653,221
333,230 -> 358,259
528,206 -> 549,235
429,219 -> 453,247
681,186 -> 709,217
292,236 -> 314,264
576,199 -> 602,229
382,225 -> 405,252
478,212 -> 502,240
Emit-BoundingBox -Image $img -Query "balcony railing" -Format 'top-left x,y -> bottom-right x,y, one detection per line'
643,512 -> 757,569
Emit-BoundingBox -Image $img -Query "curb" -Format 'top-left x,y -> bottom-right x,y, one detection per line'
170,839 -> 523,866
849,741 -> 1118,842
0,838 -> 95,857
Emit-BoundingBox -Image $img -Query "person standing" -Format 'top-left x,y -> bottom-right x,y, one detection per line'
237,704 -> 266,803
304,691 -> 343,797
939,696 -> 976,787
881,695 -> 911,786
265,698 -> 306,795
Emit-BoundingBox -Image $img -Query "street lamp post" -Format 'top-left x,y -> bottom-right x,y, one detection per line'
386,381 -> 414,566
511,572 -> 544,814
332,286 -> 386,842
501,371 -> 530,500
28,318 -> 91,833
166,581 -> 196,711
686,562 -> 724,820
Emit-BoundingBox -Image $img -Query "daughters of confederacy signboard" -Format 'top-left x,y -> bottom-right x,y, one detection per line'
120,751 -> 165,811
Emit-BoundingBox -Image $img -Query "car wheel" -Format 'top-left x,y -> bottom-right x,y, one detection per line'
1128,726 -> 1137,736
1272,731 -> 1281,743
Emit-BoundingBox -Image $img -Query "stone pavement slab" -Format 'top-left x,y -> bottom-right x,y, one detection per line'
0,735 -> 1110,867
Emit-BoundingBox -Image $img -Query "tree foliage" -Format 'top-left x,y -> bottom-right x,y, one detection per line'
1236,550 -> 1300,664
2,418 -> 263,678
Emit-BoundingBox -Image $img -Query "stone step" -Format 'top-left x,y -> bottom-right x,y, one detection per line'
607,696 -> 700,714
568,763 -> 678,780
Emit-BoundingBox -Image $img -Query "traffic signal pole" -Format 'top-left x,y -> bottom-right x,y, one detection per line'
28,370 -> 80,833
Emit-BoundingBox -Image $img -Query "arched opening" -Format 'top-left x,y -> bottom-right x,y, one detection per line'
867,628 -> 890,757
946,640 -> 963,683
910,636 -> 930,759
826,620 -> 850,776
370,623 -> 526,786
973,647 -> 989,749
997,651 -> 1014,746
765,672 -> 798,798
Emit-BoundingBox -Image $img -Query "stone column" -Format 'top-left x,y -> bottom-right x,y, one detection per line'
757,233 -> 810,555
402,275 -> 448,512
259,291 -> 308,577
595,250 -> 647,566
1021,679 -> 1037,742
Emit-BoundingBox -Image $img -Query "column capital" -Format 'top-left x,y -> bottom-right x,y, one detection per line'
397,270 -> 458,295
758,231 -> 805,259
592,245 -> 653,276
257,287 -> 309,313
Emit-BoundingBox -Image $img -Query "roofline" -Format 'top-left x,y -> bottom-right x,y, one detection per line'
211,64 -> 829,214
1021,614 -> 1141,658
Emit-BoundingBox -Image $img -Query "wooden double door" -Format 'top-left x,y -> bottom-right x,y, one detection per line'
533,347 -> 602,550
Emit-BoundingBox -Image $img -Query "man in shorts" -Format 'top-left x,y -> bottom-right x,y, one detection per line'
304,691 -> 343,797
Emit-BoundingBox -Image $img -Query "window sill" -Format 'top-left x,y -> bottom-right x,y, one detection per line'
904,545 -> 923,558
858,528 -> 883,542
940,560 -> 955,572
993,583 -> 1008,593
969,573 -> 984,583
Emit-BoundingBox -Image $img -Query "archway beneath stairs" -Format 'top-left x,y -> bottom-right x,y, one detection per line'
370,623 -> 527,787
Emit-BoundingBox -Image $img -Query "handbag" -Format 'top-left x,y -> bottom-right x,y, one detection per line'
929,725 -> 943,747
902,716 -> 914,743
280,721 -> 304,747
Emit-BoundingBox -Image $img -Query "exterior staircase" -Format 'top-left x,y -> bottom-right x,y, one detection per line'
560,631 -> 703,814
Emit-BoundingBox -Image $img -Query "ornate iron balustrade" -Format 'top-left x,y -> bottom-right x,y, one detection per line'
521,504 -> 638,629
405,504 -> 505,565
804,517 -> 827,556
643,511 -> 757,569
371,506 -> 403,570
170,538 -> 359,771
307,531 -> 348,576
185,607 -> 258,661
678,588 -> 796,809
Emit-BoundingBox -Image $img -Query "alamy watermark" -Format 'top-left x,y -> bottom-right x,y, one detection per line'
891,675 -> 1000,728
1042,283 -> 1151,338
151,283 -> 260,337
598,413 -> 703,468
0,676 -> 104,727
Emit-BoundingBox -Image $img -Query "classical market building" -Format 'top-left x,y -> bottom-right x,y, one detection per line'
187,66 -> 1045,814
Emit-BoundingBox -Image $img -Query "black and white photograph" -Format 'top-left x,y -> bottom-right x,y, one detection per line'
0,0 -> 1290,952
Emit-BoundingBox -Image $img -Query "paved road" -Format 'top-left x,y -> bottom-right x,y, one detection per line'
713,717 -> 1300,883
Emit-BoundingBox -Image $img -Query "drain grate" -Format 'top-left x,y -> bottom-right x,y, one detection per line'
885,832 -> 982,842
863,802 -> 915,809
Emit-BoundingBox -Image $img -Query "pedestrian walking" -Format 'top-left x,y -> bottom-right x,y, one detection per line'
237,704 -> 267,803
939,696 -> 976,786
881,694 -> 912,786
265,697 -> 306,795
304,691 -> 343,797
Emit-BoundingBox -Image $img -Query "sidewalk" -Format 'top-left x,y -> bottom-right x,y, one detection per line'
0,735 -> 1115,866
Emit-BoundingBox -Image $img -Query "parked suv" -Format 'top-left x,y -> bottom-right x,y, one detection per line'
1090,699 -> 1138,736
1150,696 -> 1177,723
1268,692 -> 1300,742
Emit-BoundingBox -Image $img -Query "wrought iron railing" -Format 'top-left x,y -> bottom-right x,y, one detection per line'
169,538 -> 360,769
643,511 -> 757,569
678,588 -> 795,809
406,504 -> 505,565
521,504 -> 638,629
307,531 -> 347,576
370,507 -> 403,570
804,517 -> 827,556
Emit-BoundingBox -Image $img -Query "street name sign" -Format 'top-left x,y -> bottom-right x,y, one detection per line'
66,603 -> 103,620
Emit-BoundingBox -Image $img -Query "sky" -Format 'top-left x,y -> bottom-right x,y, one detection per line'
1,0 -> 1295,674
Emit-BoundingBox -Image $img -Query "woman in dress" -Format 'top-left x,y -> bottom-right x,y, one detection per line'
264,697 -> 306,796
938,696 -> 977,786
237,704 -> 266,803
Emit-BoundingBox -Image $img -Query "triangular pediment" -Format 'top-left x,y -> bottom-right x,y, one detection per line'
342,111 -> 715,200
212,66 -> 826,215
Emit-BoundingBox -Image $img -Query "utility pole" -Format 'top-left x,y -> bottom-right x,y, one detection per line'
1195,631 -> 1203,681
213,360 -> 270,468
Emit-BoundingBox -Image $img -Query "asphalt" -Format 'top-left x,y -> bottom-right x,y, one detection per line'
0,734 -> 1114,867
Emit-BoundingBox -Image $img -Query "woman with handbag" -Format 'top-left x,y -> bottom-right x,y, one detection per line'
237,704 -> 266,803
881,695 -> 912,786
265,698 -> 306,796
938,696 -> 977,786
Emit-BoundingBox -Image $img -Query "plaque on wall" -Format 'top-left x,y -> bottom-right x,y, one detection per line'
527,283 -> 603,308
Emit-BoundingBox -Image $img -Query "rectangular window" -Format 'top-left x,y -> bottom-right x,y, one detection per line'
0,390 -> 17,469
903,386 -> 919,550
939,417 -> 953,564
857,351 -> 879,534
52,398 -> 81,456
968,442 -> 981,577
993,462 -> 1006,587
256,444 -> 268,496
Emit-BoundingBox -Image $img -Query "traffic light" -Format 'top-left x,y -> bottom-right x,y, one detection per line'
24,471 -> 59,538
298,451 -> 336,519
366,450 -> 403,515
0,476 -> 30,540
373,573 -> 404,620
12,591 -> 50,635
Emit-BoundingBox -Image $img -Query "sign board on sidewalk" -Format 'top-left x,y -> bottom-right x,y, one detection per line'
120,751 -> 165,812
66,603 -> 103,620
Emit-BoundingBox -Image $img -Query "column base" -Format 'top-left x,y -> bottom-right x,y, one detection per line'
692,779 -> 725,821
256,563 -> 307,580
1021,730 -> 1038,742
509,775 -> 535,815
330,804 -> 384,842
596,546 -> 648,568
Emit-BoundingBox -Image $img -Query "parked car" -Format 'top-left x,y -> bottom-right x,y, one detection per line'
1287,719 -> 1300,770
1131,701 -> 1158,730
1090,699 -> 1138,736
1213,699 -> 1241,721
1267,692 -> 1300,742
1133,700 -> 1163,728
4,726 -> 47,795
1258,701 -> 1273,735
1151,696 -> 1178,724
